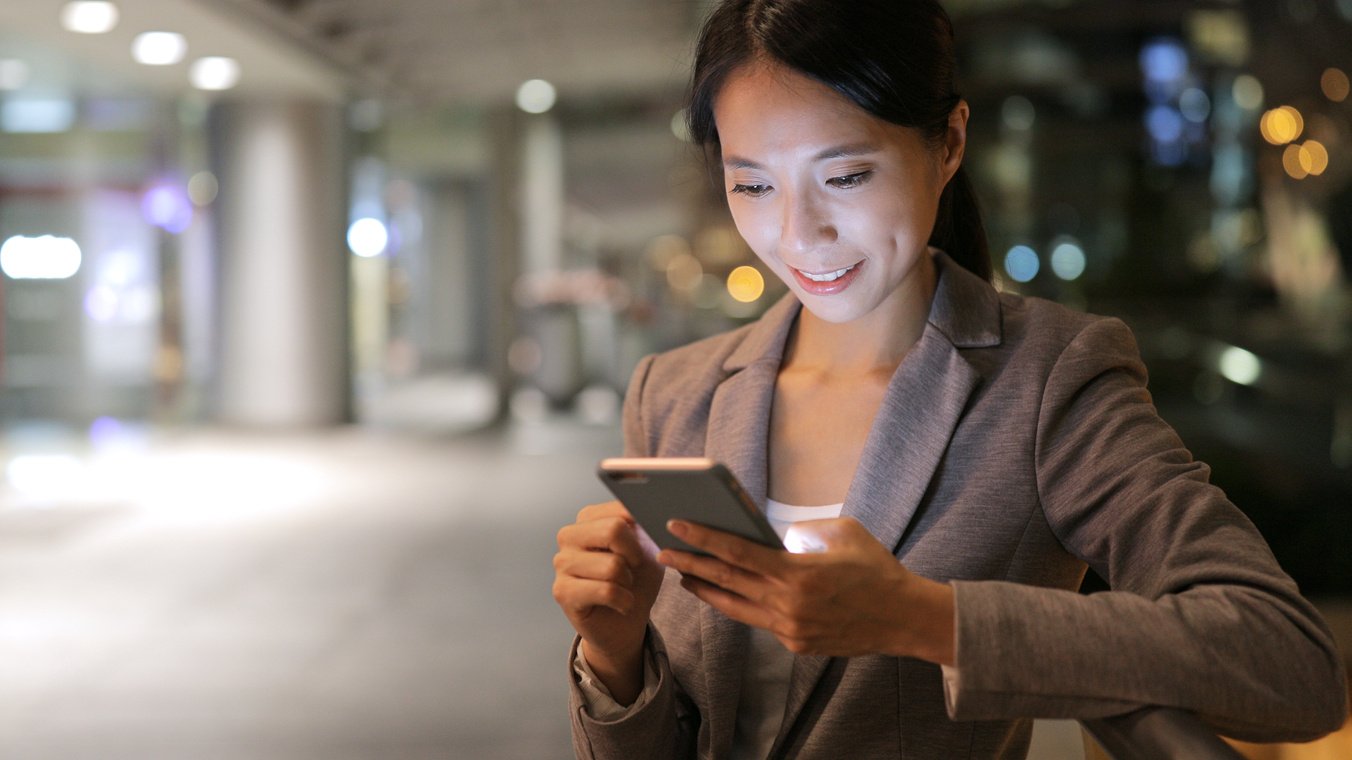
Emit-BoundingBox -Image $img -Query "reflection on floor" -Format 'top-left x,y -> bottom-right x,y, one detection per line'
0,418 -> 1347,759
0,420 -> 620,760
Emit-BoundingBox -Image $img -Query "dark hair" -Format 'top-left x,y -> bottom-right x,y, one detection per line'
687,0 -> 992,282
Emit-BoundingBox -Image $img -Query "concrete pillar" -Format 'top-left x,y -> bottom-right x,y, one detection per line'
521,114 -> 565,275
519,113 -> 584,406
415,181 -> 473,370
208,100 -> 350,426
485,107 -> 523,421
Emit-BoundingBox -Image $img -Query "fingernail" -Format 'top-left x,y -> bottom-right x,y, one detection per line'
667,520 -> 687,537
657,551 -> 673,566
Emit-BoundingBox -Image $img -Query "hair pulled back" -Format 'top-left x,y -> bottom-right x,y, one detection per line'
687,0 -> 992,282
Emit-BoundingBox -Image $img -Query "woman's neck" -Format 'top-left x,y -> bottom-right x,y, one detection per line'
784,255 -> 937,377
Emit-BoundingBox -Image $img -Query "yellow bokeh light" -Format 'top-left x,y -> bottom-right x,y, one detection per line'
1321,68 -> 1350,103
1282,144 -> 1309,179
1303,140 -> 1329,175
1260,106 -> 1303,145
726,265 -> 765,303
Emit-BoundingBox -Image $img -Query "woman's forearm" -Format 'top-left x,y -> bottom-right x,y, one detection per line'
581,637 -> 647,706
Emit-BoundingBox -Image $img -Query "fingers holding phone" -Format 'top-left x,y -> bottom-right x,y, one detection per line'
552,501 -> 664,663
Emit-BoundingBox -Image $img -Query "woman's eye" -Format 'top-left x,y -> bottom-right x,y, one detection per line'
827,171 -> 872,190
730,183 -> 771,198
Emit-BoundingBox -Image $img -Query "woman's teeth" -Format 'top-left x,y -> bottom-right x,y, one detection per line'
800,264 -> 857,282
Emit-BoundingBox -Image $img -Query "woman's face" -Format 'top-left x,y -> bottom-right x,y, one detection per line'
712,62 -> 965,325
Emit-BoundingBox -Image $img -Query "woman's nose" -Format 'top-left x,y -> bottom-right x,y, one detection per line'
779,190 -> 838,251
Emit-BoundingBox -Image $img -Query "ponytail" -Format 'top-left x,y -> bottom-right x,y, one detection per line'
930,166 -> 992,282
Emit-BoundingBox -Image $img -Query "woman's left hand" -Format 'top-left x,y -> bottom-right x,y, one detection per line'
658,517 -> 955,664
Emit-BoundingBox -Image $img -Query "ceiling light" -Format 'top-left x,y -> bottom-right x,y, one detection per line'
132,32 -> 187,66
516,79 -> 556,114
61,1 -> 120,34
190,57 -> 240,91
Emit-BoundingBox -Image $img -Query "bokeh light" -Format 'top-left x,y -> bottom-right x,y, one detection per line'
347,217 -> 388,257
646,234 -> 690,271
142,183 -> 193,233
1281,141 -> 1330,180
1050,240 -> 1087,281
1321,68 -> 1350,102
515,79 -> 556,114
190,56 -> 241,91
1004,245 -> 1040,283
1140,38 -> 1188,84
1302,140 -> 1329,175
188,171 -> 218,206
726,265 -> 765,303
1259,106 -> 1303,145
1179,88 -> 1211,123
665,252 -> 703,292
1231,74 -> 1264,111
60,1 -> 119,34
1282,144 -> 1309,180
1,235 -> 82,279
132,31 -> 187,66
1146,105 -> 1184,142
1219,346 -> 1261,386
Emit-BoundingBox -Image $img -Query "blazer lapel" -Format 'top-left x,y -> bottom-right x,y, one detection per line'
772,253 -> 999,749
770,328 -> 981,748
843,328 -> 982,552
698,359 -> 774,753
848,251 -> 1000,554
697,295 -> 799,755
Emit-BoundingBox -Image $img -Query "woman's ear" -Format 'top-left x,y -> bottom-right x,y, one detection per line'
940,100 -> 969,184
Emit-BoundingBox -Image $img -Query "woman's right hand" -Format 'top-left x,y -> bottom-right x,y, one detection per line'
553,501 -> 664,703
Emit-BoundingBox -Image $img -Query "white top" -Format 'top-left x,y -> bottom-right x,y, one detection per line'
731,498 -> 844,760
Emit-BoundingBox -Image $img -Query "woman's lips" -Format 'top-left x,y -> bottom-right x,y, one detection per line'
791,261 -> 863,295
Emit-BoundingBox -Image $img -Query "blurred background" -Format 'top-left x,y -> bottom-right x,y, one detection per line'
0,0 -> 1349,758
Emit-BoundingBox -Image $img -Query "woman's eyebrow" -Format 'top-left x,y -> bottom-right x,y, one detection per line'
723,143 -> 881,170
812,143 -> 879,161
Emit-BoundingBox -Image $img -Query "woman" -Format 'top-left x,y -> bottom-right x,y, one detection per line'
551,1 -> 1349,757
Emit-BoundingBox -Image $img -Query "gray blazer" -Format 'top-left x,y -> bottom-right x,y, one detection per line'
568,254 -> 1348,759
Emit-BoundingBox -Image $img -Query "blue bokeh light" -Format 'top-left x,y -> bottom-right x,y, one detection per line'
1146,105 -> 1185,143
1004,245 -> 1040,283
1050,240 -> 1087,281
142,183 -> 193,234
1140,38 -> 1188,84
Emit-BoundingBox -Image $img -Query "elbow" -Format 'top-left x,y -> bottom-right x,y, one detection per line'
1226,628 -> 1350,742
1311,632 -> 1350,737
1314,665 -> 1350,738
1283,649 -> 1349,741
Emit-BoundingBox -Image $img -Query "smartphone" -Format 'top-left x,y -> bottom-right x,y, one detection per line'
597,457 -> 784,555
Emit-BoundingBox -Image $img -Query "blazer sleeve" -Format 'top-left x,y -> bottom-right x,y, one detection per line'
567,354 -> 699,759
945,317 -> 1349,741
